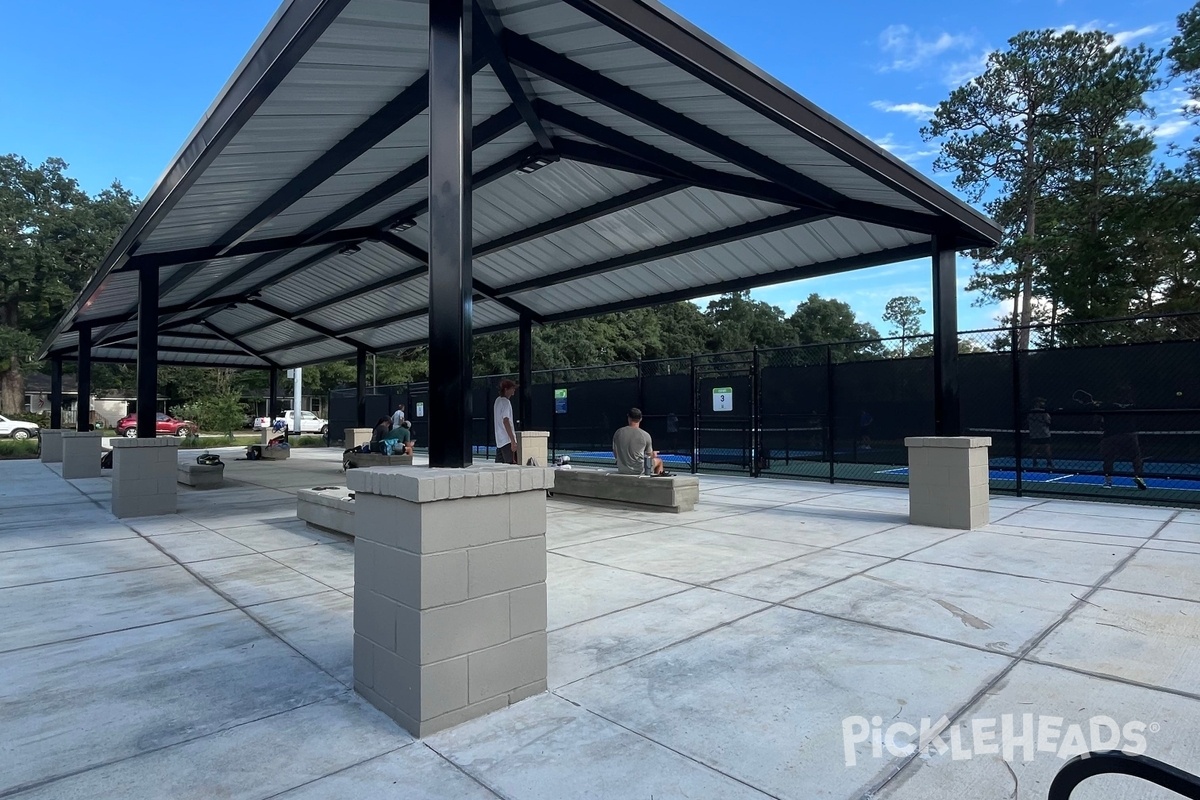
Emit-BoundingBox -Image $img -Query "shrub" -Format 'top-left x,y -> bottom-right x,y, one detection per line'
0,439 -> 39,459
176,394 -> 247,436
295,435 -> 329,447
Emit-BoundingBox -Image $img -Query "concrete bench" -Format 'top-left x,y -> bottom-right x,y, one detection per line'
551,468 -> 700,513
343,451 -> 413,470
247,443 -> 290,460
177,462 -> 224,489
296,486 -> 354,535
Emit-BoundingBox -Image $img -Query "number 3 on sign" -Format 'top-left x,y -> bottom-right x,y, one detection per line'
712,387 -> 733,412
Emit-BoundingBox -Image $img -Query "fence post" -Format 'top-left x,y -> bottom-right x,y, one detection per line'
751,347 -> 761,478
826,345 -> 836,484
636,358 -> 644,412
690,353 -> 699,474
1011,327 -> 1023,497
550,369 -> 557,462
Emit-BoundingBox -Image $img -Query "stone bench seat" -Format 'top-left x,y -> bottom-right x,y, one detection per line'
550,468 -> 700,513
343,451 -> 413,470
297,486 -> 354,535
177,462 -> 224,489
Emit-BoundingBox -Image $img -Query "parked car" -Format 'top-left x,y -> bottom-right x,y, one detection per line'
0,415 -> 40,440
114,412 -> 197,438
252,410 -> 329,435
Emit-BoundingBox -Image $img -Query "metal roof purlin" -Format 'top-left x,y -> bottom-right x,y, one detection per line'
247,299 -> 374,354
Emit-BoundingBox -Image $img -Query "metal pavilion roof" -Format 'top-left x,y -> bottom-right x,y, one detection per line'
41,0 -> 1000,369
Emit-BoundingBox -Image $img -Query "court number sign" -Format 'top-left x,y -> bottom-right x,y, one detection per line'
415,402 -> 425,418
554,389 -> 568,414
712,387 -> 733,412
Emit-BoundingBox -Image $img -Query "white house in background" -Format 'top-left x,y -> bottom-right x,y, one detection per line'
23,374 -> 165,429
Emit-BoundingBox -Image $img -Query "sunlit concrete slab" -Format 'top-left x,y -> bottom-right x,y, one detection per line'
546,552 -> 689,630
990,507 -> 1168,537
790,560 -> 1086,655
1098,548 -> 1200,601
549,587 -> 766,688
559,607 -> 1013,800
874,662 -> 1200,800
552,526 -> 816,584
426,693 -> 774,799
0,610 -> 345,794
248,590 -> 355,687
186,553 -> 337,607
1031,588 -> 1200,695
907,530 -> 1136,585
147,529 -> 258,562
0,565 -> 231,652
14,696 -> 406,800
1,451 -> 1196,799
709,549 -> 889,603
0,537 -> 174,589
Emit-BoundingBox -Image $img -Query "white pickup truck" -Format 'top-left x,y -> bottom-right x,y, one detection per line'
252,410 -> 329,435
0,415 -> 40,440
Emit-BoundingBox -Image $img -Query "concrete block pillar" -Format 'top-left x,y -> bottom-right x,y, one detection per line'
517,431 -> 550,466
39,429 -> 68,464
905,436 -> 992,530
111,438 -> 180,518
349,464 -> 554,737
60,431 -> 102,479
346,428 -> 373,449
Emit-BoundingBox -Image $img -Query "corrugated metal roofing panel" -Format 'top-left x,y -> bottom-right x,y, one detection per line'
270,338 -> 360,367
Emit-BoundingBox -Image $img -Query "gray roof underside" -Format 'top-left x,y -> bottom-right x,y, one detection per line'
42,0 -> 998,368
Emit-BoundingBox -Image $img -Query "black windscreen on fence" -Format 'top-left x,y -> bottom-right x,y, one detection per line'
328,313 -> 1200,507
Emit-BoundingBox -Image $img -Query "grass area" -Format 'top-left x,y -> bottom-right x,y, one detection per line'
179,434 -> 258,449
0,439 -> 40,459
294,436 -> 330,447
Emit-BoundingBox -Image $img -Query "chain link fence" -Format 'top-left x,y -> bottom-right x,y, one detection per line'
330,311 -> 1200,506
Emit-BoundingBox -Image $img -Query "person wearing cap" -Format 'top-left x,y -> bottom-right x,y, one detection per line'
494,379 -> 518,464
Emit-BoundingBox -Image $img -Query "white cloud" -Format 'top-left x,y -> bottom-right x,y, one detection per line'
943,50 -> 993,87
871,133 -> 939,164
1054,20 -> 1164,50
1111,24 -> 1162,46
871,101 -> 937,120
1152,118 -> 1192,139
878,24 -> 974,72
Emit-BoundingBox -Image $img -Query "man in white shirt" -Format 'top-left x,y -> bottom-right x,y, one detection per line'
390,403 -> 406,431
494,379 -> 518,463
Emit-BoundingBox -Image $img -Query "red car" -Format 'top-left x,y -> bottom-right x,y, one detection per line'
115,412 -> 197,438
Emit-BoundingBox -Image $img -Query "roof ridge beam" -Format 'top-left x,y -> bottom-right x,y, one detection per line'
505,31 -> 840,210
499,208 -> 829,296
200,321 -> 277,367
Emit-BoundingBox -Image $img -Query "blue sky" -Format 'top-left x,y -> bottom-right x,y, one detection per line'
2,0 -> 1192,335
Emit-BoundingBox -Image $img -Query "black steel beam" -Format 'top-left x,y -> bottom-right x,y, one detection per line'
500,209 -> 828,296
50,356 -> 63,429
475,179 -> 683,258
211,77 -> 432,257
76,326 -> 92,432
518,314 -> 533,430
539,243 -> 931,322
474,0 -> 553,152
200,321 -> 276,366
178,242 -> 346,318
37,0 -> 353,361
257,333 -> 335,357
119,226 -> 375,272
82,293 -> 252,338
247,299 -> 374,353
356,348 -> 368,427
506,32 -> 839,210
268,367 -> 279,418
552,138 -> 686,183
101,343 -> 247,357
137,262 -> 160,439
542,106 -> 805,207
428,0 -> 474,468
932,237 -> 960,436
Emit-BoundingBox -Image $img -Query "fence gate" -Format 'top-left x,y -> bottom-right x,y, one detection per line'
693,352 -> 756,475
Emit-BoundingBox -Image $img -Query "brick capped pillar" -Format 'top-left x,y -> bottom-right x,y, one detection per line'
349,464 -> 552,737
906,436 -> 992,529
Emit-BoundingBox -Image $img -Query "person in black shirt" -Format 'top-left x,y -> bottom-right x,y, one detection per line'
370,416 -> 392,452
1096,388 -> 1147,490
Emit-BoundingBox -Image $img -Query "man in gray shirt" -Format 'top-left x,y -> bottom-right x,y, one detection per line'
613,407 -> 667,475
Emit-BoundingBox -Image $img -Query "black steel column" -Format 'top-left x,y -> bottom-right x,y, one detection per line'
427,0 -> 473,468
356,348 -> 368,427
518,314 -> 533,429
76,326 -> 92,432
932,237 -> 961,436
50,356 -> 63,429
268,367 -> 279,419
136,262 -> 159,438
